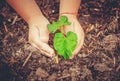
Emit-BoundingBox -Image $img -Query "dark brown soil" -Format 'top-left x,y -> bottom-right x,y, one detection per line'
0,0 -> 120,81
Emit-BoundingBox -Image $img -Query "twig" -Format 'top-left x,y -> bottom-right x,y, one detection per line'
83,14 -> 90,17
3,22 -> 8,32
11,15 -> 18,25
101,53 -> 112,61
57,74 -> 70,80
55,55 -> 59,64
22,52 -> 33,67
116,65 -> 120,72
52,55 -> 59,64
113,57 -> 116,66
18,37 -> 24,42
78,53 -> 89,58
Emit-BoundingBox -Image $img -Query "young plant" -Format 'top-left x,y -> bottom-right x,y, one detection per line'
48,16 -> 77,59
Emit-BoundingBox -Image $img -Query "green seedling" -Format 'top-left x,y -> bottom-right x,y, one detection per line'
48,16 -> 77,59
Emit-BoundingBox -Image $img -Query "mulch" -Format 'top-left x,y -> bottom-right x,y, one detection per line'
0,0 -> 120,81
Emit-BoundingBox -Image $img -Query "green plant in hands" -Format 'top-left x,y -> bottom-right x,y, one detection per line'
48,16 -> 77,59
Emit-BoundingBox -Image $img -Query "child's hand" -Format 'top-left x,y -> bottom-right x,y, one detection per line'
61,14 -> 84,58
28,15 -> 55,57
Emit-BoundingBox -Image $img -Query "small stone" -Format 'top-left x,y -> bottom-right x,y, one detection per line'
8,18 -> 12,22
52,10 -> 55,13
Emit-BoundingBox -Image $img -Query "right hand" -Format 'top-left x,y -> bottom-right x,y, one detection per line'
28,15 -> 55,57
60,14 -> 85,58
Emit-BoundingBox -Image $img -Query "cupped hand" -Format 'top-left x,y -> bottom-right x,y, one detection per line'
28,15 -> 55,57
60,14 -> 85,58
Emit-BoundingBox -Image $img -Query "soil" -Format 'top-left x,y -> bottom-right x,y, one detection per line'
0,0 -> 120,81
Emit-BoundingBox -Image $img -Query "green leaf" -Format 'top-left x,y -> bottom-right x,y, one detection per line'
48,22 -> 60,33
59,16 -> 67,22
54,31 -> 77,59
59,16 -> 71,26
47,16 -> 71,33
64,21 -> 71,25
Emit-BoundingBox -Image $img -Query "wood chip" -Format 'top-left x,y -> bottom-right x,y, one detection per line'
36,67 -> 49,78
94,64 -> 112,72
48,73 -> 57,81
86,24 -> 94,33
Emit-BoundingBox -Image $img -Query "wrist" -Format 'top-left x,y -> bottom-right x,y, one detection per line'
59,12 -> 78,19
27,13 -> 44,24
26,13 -> 43,23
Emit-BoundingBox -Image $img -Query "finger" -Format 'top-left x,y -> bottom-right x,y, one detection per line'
71,24 -> 84,59
36,41 -> 55,57
70,41 -> 84,59
30,42 -> 50,56
31,40 -> 55,57
72,40 -> 84,58
71,32 -> 84,59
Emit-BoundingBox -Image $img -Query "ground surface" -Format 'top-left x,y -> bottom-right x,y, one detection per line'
0,0 -> 120,81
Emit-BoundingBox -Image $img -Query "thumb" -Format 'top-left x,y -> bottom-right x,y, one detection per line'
71,29 -> 85,59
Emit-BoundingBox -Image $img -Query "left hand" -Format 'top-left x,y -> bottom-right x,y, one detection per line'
28,15 -> 55,57
60,14 -> 85,58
